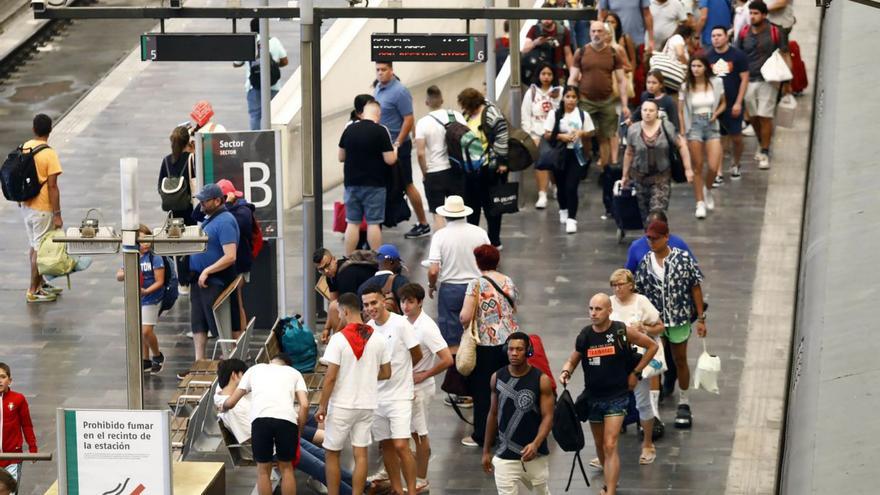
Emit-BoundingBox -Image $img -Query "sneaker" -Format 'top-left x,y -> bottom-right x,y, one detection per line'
549,184 -> 557,199
404,223 -> 431,239
757,152 -> 770,170
26,290 -> 57,303
307,477 -> 328,494
41,282 -> 63,295
151,353 -> 165,375
494,244 -> 503,251
367,467 -> 389,484
178,284 -> 190,296
565,218 -> 577,234
558,209 -> 568,224
143,359 -> 153,373
443,395 -> 473,408
742,124 -> 755,136
703,186 -> 715,211
460,436 -> 478,448
176,371 -> 189,380
675,404 -> 693,429
535,191 -> 548,209
713,174 -> 725,187
589,457 -> 603,470
730,165 -> 742,179
185,331 -> 194,339
695,201 -> 707,219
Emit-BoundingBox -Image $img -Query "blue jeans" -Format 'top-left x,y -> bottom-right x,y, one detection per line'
686,114 -> 721,142
247,88 -> 280,130
572,20 -> 589,49
297,438 -> 355,495
438,282 -> 468,346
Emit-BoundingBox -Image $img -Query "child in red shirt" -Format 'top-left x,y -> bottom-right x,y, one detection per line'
0,363 -> 37,487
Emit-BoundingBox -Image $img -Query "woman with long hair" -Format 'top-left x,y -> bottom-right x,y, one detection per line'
604,12 -> 636,71
678,55 -> 725,219
542,86 -> 594,234
157,125 -> 196,293
521,62 -> 562,209
622,99 -> 693,222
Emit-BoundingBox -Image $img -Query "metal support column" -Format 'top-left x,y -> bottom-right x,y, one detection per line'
485,0 -> 496,100
120,157 -> 143,409
259,3 -> 271,130
508,0 -> 523,127
301,0 -> 318,331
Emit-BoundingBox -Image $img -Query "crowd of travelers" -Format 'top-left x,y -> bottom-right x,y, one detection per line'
2,0 -> 806,493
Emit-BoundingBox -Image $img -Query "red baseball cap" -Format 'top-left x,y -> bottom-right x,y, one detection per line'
190,100 -> 215,128
216,179 -> 244,198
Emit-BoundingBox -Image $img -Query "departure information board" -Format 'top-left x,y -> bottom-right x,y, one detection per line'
140,33 -> 257,62
371,33 -> 488,63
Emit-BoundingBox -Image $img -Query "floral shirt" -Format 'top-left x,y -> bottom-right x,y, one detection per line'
466,275 -> 519,345
633,247 -> 703,327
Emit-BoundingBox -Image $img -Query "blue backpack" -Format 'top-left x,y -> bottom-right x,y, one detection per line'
151,253 -> 178,316
276,315 -> 317,373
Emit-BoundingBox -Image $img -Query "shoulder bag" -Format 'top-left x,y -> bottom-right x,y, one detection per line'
159,155 -> 193,212
660,121 -> 687,183
649,50 -> 687,92
455,282 -> 481,377
536,108 -> 566,170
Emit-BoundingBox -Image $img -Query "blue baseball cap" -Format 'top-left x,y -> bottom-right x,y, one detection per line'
376,244 -> 401,262
195,183 -> 224,202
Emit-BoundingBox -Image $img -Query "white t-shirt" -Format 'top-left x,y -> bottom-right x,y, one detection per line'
214,391 -> 252,444
543,108 -> 595,149
663,34 -> 689,63
610,294 -> 662,327
322,329 -> 389,410
410,311 -> 449,395
415,109 -> 467,174
650,0 -> 687,48
428,220 -> 490,284
369,313 -> 420,402
244,36 -> 288,91
237,363 -> 307,424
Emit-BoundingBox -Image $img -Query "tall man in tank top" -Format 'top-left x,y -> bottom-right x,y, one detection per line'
559,294 -> 658,495
481,332 -> 555,495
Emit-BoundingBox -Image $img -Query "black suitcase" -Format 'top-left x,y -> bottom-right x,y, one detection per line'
601,166 -> 622,216
612,181 -> 643,243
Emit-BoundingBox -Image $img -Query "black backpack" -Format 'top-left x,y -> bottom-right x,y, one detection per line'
553,386 -> 590,491
1,144 -> 48,202
249,43 -> 281,89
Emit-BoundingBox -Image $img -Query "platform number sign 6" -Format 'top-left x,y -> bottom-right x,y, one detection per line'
476,50 -> 485,62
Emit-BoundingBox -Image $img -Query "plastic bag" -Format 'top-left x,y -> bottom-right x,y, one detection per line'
639,335 -> 667,380
775,94 -> 797,129
760,49 -> 793,82
693,340 -> 721,394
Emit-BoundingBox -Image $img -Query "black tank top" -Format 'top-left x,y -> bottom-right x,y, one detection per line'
494,366 -> 550,460
576,321 -> 631,400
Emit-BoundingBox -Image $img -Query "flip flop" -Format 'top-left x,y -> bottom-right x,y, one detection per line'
639,446 -> 657,465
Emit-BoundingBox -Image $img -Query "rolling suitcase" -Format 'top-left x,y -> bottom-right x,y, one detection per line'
612,180 -> 643,243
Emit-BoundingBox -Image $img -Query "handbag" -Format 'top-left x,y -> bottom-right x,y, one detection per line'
455,283 -> 481,376
638,335 -> 667,379
660,122 -> 687,183
487,181 -> 519,216
536,137 -> 565,170
760,49 -> 793,82
159,156 -> 193,212
649,51 -> 687,92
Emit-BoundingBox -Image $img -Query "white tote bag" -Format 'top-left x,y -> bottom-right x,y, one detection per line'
760,49 -> 793,82
693,340 -> 722,394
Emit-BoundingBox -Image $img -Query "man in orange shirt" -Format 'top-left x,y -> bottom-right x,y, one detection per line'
20,114 -> 63,303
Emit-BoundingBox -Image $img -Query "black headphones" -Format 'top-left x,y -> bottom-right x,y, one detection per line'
503,333 -> 534,358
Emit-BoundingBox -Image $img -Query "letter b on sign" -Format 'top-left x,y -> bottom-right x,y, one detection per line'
244,161 -> 272,208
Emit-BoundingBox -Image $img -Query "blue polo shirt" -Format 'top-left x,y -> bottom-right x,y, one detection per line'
698,0 -> 733,46
625,234 -> 695,272
190,208 -> 239,285
599,0 -> 651,46
373,78 -> 413,141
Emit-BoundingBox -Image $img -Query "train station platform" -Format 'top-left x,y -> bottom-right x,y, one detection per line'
0,0 -> 829,493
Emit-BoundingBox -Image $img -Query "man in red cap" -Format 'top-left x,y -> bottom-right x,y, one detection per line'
632,220 -> 707,429
190,100 -> 226,135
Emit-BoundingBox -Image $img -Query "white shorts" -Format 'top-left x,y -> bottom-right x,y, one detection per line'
745,80 -> 780,119
410,389 -> 431,436
324,407 -> 374,451
141,303 -> 161,326
21,206 -> 52,249
492,456 -> 550,495
372,400 -> 413,441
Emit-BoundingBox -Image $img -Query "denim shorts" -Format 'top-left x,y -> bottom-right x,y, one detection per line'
344,185 -> 386,225
587,393 -> 631,424
686,114 -> 721,142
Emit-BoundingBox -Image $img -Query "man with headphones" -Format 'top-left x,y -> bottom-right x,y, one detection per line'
481,332 -> 555,495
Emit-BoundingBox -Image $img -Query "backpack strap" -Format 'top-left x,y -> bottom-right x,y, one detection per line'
28,144 -> 50,155
771,24 -> 780,46
381,273 -> 397,300
447,394 -> 475,425
565,451 -> 591,491
739,24 -> 750,41
430,113 -> 446,127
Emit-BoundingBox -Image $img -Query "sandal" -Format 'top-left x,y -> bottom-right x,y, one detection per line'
600,486 -> 608,495
639,446 -> 657,465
